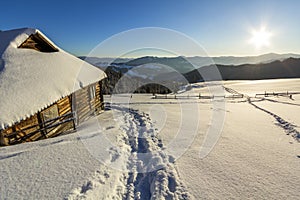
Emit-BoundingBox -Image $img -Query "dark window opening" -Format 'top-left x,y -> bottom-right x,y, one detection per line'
18,33 -> 59,52
88,85 -> 96,100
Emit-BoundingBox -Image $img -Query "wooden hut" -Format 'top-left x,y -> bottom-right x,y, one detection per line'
0,28 -> 106,146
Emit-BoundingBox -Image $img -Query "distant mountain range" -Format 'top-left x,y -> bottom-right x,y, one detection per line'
80,53 -> 300,74
125,53 -> 300,73
79,53 -> 300,93
184,57 -> 300,82
78,56 -> 132,67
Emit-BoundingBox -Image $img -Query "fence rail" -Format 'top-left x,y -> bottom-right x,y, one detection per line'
152,94 -> 244,99
6,112 -> 75,145
255,91 -> 300,98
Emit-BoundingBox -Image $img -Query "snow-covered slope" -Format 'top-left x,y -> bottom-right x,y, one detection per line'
0,79 -> 299,199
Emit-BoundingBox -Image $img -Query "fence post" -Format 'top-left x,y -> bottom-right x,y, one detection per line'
37,112 -> 47,139
0,130 -> 9,146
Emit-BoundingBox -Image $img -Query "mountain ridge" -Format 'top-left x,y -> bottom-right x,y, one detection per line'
80,53 -> 300,74
184,57 -> 300,82
97,56 -> 300,94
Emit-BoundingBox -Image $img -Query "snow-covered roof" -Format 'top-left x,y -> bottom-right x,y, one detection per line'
0,28 -> 106,129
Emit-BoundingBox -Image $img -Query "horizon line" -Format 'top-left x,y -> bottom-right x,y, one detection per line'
76,52 -> 300,59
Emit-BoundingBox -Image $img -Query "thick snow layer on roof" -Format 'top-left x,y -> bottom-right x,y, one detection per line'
0,28 -> 106,129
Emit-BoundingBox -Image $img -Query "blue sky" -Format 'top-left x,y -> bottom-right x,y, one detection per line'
1,0 -> 300,57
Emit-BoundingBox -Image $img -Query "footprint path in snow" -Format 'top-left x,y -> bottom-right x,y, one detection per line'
248,98 -> 300,142
67,105 -> 191,200
114,106 -> 190,200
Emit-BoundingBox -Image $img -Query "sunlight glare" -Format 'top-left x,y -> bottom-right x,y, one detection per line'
249,27 -> 272,49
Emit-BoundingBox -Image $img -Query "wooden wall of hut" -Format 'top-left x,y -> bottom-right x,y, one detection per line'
73,81 -> 104,125
0,95 -> 75,146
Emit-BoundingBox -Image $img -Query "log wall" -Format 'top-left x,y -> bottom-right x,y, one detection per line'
0,96 -> 75,146
74,81 -> 104,124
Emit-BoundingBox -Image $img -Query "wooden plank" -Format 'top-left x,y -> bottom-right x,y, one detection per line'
57,96 -> 70,103
77,106 -> 93,121
76,98 -> 90,105
28,132 -> 44,141
0,130 -> 9,146
72,82 -> 105,125
58,104 -> 71,113
57,101 -> 70,107
59,108 -> 72,116
77,108 -> 92,118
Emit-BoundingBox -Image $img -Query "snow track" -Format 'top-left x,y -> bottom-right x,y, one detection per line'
67,106 -> 191,200
248,98 -> 300,142
224,86 -> 300,142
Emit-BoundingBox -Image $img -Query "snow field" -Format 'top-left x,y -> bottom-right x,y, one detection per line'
67,104 -> 191,199
0,79 -> 299,199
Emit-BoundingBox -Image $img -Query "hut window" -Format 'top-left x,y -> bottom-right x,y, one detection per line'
41,104 -> 59,122
18,33 -> 58,52
89,85 -> 96,100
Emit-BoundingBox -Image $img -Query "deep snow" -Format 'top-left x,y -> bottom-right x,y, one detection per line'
0,79 -> 299,199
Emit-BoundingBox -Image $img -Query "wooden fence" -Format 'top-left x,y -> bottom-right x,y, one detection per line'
3,112 -> 75,145
255,91 -> 300,98
152,94 -> 244,99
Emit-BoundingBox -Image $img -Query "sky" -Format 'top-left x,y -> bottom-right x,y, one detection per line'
1,0 -> 300,57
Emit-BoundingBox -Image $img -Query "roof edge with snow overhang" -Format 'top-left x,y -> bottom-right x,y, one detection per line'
0,28 -> 106,129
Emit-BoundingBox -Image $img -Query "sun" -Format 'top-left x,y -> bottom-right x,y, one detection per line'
249,27 -> 272,49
